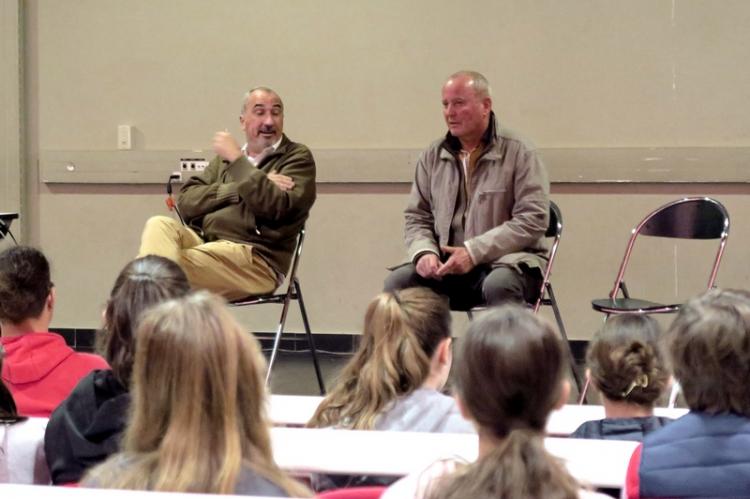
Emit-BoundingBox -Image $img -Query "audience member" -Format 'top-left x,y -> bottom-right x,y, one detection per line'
44,255 -> 190,485
82,291 -> 310,496
307,288 -> 472,491
384,306 -> 608,499
0,344 -> 50,484
625,289 -> 750,498
572,314 -> 672,441
0,246 -> 108,417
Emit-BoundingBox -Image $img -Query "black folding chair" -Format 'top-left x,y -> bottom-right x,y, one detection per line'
230,228 -> 326,395
0,213 -> 19,244
163,176 -> 325,394
591,197 -> 729,315
467,201 -> 582,392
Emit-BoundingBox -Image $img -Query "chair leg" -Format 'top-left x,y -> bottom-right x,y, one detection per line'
466,309 -> 474,321
578,377 -> 591,405
668,381 -> 681,408
295,278 -> 326,395
547,284 -> 584,398
265,294 -> 293,387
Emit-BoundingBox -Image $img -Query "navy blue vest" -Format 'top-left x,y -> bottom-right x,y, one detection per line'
639,411 -> 750,497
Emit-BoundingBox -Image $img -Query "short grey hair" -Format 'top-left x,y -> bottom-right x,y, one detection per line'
446,71 -> 492,99
240,86 -> 284,115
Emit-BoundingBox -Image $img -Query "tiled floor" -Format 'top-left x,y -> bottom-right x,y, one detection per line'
267,351 -> 349,395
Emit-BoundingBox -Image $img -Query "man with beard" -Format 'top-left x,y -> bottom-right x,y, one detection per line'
139,87 -> 316,300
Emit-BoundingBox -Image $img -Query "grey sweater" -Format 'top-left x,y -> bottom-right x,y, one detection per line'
374,388 -> 474,433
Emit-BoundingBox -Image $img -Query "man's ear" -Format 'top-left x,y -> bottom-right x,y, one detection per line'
482,96 -> 493,116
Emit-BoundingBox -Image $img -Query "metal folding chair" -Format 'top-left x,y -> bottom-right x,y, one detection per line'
467,201 -> 582,392
0,212 -> 19,244
582,197 -> 729,403
591,197 -> 729,315
230,227 -> 326,395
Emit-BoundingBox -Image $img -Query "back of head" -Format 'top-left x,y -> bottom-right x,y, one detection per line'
587,314 -> 670,407
0,246 -> 51,324
309,287 -> 451,429
667,288 -> 750,415
455,305 -> 566,437
95,291 -> 304,495
98,256 -> 190,387
430,306 -> 578,499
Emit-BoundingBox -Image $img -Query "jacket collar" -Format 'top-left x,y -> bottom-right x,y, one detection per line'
256,134 -> 291,168
440,112 -> 502,161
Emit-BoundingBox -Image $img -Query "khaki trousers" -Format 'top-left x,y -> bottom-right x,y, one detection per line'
138,216 -> 277,301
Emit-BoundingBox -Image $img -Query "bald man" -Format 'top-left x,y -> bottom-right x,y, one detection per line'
385,71 -> 549,309
139,87 -> 315,300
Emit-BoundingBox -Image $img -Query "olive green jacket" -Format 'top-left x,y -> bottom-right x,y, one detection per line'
178,135 -> 316,276
405,116 -> 549,271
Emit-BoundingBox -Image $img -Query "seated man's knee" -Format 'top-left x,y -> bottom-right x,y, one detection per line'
482,267 -> 525,306
383,264 -> 420,292
143,215 -> 178,232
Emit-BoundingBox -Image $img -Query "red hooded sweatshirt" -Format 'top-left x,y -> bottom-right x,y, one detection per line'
1,332 -> 109,417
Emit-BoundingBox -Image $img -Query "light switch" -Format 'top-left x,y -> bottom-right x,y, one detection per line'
117,125 -> 132,150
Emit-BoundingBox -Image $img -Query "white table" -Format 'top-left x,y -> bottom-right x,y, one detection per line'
270,426 -> 638,489
268,394 -> 323,426
268,395 -> 688,436
0,484 -> 298,499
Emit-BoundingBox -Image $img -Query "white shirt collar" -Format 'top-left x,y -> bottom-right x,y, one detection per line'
241,137 -> 283,166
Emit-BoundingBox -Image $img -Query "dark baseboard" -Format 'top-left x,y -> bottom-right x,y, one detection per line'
253,332 -> 360,354
52,328 -> 590,362
51,328 -> 97,352
51,328 -> 362,355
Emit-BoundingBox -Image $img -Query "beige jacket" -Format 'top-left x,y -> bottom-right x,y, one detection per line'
404,116 -> 549,270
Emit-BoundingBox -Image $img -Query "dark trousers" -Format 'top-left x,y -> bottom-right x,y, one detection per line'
383,262 -> 543,311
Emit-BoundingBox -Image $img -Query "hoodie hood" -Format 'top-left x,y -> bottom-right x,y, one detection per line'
1,333 -> 73,384
45,369 -> 130,484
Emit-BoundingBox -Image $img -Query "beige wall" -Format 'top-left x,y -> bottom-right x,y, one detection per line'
17,1 -> 750,338
1,0 -> 22,235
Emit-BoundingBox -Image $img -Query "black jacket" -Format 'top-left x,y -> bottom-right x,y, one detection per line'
44,369 -> 130,484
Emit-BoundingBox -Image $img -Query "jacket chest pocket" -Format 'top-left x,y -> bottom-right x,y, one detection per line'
468,189 -> 510,235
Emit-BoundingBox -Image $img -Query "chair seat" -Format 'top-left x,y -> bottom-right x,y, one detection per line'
230,292 -> 286,307
591,297 -> 680,314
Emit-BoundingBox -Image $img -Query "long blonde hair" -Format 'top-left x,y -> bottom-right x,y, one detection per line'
84,291 -> 309,496
308,287 -> 451,430
429,306 -> 579,499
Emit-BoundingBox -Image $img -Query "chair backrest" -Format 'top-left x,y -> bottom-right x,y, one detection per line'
0,212 -> 19,242
286,227 -> 306,286
611,197 -> 730,296
638,197 -> 729,239
533,201 -> 562,312
545,200 -> 562,238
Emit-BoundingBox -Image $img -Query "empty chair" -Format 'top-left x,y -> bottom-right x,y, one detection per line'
592,197 -> 729,316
